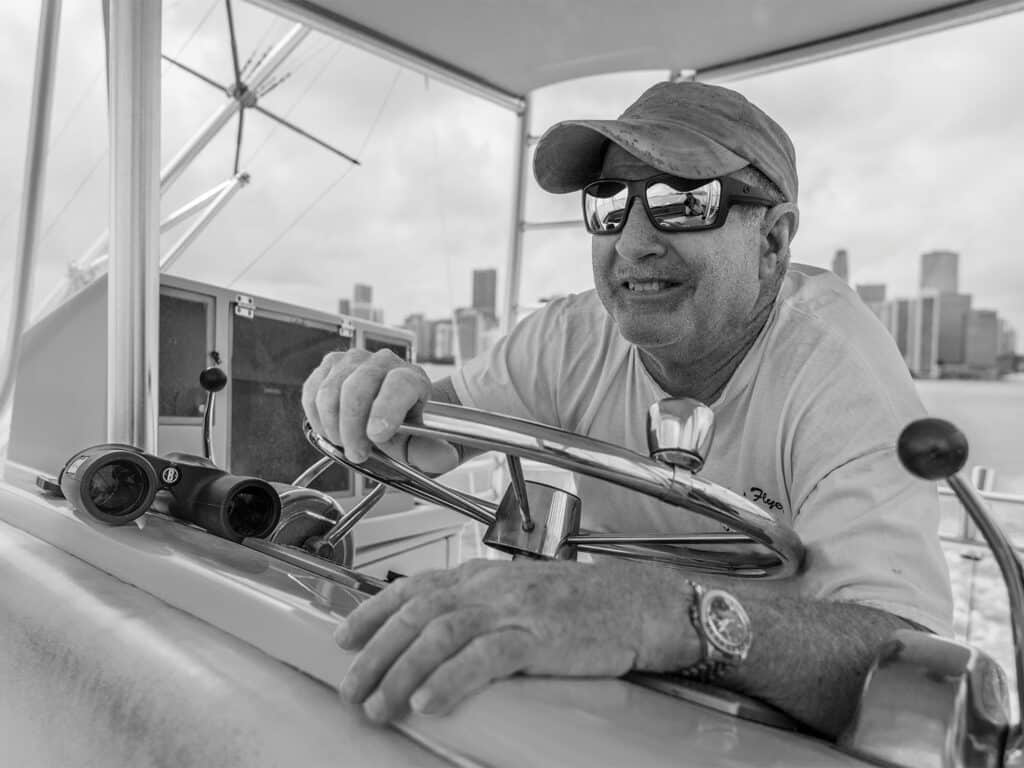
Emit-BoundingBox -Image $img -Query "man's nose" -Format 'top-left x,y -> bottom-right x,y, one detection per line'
615,198 -> 667,261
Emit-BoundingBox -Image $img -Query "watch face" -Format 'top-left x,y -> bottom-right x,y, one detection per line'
702,589 -> 752,660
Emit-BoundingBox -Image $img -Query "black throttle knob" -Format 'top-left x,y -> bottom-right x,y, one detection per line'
199,366 -> 228,393
897,417 -> 968,480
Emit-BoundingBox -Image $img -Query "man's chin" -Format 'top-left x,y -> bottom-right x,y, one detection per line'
614,321 -> 687,350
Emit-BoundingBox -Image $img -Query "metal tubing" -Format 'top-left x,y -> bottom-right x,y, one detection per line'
305,426 -> 497,526
82,177 -> 238,271
306,402 -> 804,578
322,483 -> 387,546
161,172 -> 250,270
501,97 -> 531,334
246,23 -> 311,91
293,456 -> 334,487
158,100 -> 242,199
161,179 -> 237,232
106,0 -> 162,450
202,390 -> 217,464
72,24 -> 310,274
158,25 -> 309,192
567,532 -> 752,546
0,0 -> 63,419
939,485 -> 1024,507
946,473 -> 1024,753
505,455 -> 533,531
406,403 -> 803,577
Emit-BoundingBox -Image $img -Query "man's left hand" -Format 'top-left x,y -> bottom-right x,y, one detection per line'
335,558 -> 695,724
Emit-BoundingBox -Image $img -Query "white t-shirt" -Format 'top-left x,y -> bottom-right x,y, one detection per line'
453,263 -> 953,636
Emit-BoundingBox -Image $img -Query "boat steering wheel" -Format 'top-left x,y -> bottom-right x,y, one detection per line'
304,398 -> 805,579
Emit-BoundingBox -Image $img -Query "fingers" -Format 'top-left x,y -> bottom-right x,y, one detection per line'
367,366 -> 431,439
339,360 -> 395,461
302,349 -> 369,445
339,590 -> 457,704
357,606 -> 497,723
409,630 -> 532,718
337,565 -> 485,651
301,348 -> 429,461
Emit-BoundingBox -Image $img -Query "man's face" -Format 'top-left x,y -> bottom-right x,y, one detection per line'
591,145 -> 770,362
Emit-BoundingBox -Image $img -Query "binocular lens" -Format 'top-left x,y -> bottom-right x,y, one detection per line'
226,487 -> 278,539
88,461 -> 149,516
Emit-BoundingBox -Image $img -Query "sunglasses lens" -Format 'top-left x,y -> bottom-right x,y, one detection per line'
583,181 -> 629,233
583,178 -> 723,233
646,179 -> 721,231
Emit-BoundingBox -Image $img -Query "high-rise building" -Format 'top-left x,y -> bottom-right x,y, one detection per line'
965,309 -> 999,371
351,283 -> 381,322
402,313 -> 432,362
999,319 -> 1018,355
920,250 -> 959,293
472,269 -> 498,321
337,298 -> 351,316
831,249 -> 849,283
431,320 -> 455,361
455,307 -> 482,362
879,298 -> 912,360
909,294 -> 939,378
935,293 -> 971,367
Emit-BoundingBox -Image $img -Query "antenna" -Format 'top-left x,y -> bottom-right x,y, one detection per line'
162,0 -> 360,173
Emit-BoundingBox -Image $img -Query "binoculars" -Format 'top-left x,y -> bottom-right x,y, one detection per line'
59,444 -> 281,543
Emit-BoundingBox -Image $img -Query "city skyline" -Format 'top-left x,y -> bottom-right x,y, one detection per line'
343,249 -> 1019,377
2,4 -> 1024,363
839,249 -> 1018,379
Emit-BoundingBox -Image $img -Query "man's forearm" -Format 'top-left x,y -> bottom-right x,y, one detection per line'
687,576 -> 915,738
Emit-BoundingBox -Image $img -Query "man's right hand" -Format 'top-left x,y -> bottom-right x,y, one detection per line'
301,349 -> 460,475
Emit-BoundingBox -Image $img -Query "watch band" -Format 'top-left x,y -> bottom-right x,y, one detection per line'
679,581 -> 721,682
678,580 -> 750,683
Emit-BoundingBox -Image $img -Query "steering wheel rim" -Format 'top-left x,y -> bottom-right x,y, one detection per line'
304,401 -> 805,579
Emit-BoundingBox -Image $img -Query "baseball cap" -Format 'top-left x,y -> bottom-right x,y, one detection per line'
533,81 -> 798,203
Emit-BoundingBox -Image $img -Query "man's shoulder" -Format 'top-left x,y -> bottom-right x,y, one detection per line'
773,263 -> 900,357
753,263 -> 923,420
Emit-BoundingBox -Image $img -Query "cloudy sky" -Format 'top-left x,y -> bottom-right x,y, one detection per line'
1,1 -> 1023,348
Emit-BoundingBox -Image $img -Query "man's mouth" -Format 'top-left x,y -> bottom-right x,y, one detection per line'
623,279 -> 681,293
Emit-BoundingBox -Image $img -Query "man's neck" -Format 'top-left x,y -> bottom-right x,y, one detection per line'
639,293 -> 778,405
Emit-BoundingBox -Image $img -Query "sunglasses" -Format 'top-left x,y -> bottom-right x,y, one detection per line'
582,175 -> 777,235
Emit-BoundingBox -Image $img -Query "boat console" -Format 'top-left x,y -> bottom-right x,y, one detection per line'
18,357 -> 1024,767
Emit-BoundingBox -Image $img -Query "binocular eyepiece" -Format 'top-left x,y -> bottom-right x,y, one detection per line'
59,444 -> 281,543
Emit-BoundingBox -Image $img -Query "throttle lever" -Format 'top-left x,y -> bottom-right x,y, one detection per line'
898,417 -> 1024,761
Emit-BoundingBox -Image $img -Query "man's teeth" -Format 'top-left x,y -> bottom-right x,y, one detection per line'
627,280 -> 671,292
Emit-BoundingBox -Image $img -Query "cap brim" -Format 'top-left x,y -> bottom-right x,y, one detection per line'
533,118 -> 751,194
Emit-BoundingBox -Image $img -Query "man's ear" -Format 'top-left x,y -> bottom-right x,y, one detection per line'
759,202 -> 799,280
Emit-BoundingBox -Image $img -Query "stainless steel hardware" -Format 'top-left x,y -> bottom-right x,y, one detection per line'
305,398 -> 805,578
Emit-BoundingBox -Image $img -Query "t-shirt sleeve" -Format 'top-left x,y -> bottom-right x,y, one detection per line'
451,301 -> 565,427
792,445 -> 954,636
779,329 -> 954,637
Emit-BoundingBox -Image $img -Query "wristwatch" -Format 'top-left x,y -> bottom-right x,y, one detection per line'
679,581 -> 753,683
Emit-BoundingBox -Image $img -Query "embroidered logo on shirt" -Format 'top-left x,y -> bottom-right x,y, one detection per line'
744,486 -> 784,514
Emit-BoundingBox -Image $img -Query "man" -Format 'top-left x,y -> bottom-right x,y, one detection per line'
301,81 -> 952,738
